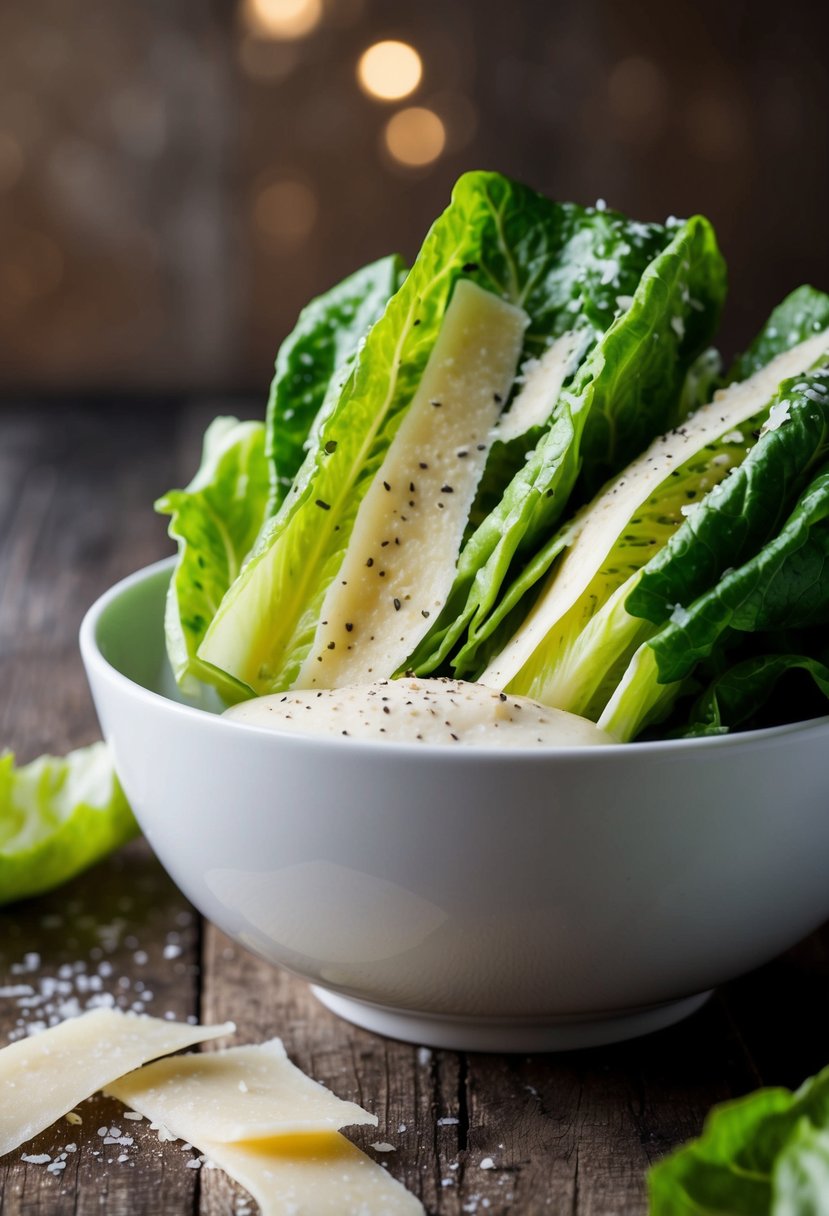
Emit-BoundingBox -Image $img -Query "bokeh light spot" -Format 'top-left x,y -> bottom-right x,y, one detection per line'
241,0 -> 322,41
253,178 -> 318,248
383,106 -> 445,167
358,40 -> 422,102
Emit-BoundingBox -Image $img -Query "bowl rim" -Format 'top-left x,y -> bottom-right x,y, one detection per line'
80,556 -> 829,763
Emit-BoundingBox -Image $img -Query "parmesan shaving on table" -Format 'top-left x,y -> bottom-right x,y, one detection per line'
106,1038 -> 423,1214
104,1038 -> 377,1141
0,1008 -> 234,1158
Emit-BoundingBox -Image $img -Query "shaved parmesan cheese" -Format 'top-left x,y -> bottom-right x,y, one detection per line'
296,279 -> 527,688
0,1009 -> 234,1158
105,1038 -> 377,1141
202,1133 -> 424,1216
106,1043 -> 423,1214
482,326 -> 829,689
496,330 -> 587,442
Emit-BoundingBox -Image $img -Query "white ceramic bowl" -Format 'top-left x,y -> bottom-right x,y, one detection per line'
81,558 -> 829,1052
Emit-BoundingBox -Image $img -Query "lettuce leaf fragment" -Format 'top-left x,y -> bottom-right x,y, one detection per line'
155,416 -> 269,700
0,742 -> 137,908
266,255 -> 407,513
648,1066 -> 829,1215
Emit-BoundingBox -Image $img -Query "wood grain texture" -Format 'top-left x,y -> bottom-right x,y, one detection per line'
2,401 -> 829,1216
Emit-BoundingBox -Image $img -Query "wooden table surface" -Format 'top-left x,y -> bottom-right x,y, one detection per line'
2,399 -> 829,1216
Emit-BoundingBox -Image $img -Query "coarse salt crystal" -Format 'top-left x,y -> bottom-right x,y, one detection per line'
480,1157 -> 496,1169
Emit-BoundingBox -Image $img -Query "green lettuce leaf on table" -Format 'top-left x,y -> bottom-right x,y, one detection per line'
266,254 -> 407,513
648,1065 -> 829,1215
196,172 -> 722,697
0,742 -> 137,908
155,416 -> 269,701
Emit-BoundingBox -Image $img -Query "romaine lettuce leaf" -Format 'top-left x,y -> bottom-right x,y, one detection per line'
198,172 -> 679,695
686,652 -> 829,735
266,255 -> 407,513
479,333 -> 829,711
155,417 -> 269,700
601,376 -> 829,739
648,1066 -> 829,1215
729,285 -> 829,382
409,214 -> 726,678
628,364 -> 829,627
0,743 -> 137,908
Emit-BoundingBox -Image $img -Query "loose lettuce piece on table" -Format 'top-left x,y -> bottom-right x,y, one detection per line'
648,1065 -> 829,1215
0,743 -> 137,908
199,172 -> 674,696
410,214 -> 726,678
266,255 -> 407,513
155,417 -> 268,700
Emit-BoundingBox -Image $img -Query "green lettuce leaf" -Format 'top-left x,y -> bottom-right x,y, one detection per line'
266,255 -> 407,513
601,375 -> 829,739
410,214 -> 726,679
648,1067 -> 829,1215
155,416 -> 269,700
199,172 -> 681,695
773,1121 -> 829,1215
0,742 -> 137,908
687,652 -> 829,735
628,366 -> 829,627
729,285 -> 829,382
650,461 -> 829,680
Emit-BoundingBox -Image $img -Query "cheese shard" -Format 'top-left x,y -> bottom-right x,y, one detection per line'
202,1133 -> 425,1216
496,329 -> 587,443
481,326 -> 829,689
295,278 -> 528,689
106,1042 -> 423,1215
0,1009 -> 234,1158
105,1038 -> 378,1141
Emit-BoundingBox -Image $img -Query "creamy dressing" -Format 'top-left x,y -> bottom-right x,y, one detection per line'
224,677 -> 610,748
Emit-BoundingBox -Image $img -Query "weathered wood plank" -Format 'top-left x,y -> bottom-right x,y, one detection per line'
0,402 -> 202,1215
197,926 -> 774,1216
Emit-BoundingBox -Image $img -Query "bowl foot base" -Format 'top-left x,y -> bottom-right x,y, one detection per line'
310,987 -> 712,1052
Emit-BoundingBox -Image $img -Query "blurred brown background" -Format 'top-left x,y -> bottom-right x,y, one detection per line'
1,0 -> 827,399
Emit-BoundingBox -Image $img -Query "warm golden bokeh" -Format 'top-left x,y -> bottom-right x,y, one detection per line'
357,40 -> 423,102
0,0 -> 826,392
241,0 -> 322,41
383,106 -> 446,167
